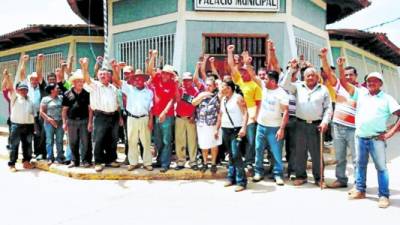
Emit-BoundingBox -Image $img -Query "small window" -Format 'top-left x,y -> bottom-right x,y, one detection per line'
295,37 -> 322,69
28,52 -> 63,80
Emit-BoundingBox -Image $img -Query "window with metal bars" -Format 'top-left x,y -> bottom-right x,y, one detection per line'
28,52 -> 63,80
202,33 -> 268,75
116,33 -> 175,75
295,37 -> 322,69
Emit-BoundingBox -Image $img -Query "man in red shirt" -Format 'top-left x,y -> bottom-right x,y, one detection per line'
148,50 -> 178,172
175,72 -> 199,171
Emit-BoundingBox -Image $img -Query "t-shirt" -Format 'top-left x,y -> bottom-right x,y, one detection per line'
150,74 -> 177,117
62,89 -> 90,120
41,95 -> 63,121
176,86 -> 199,117
332,81 -> 360,128
257,86 -> 289,127
232,71 -> 262,121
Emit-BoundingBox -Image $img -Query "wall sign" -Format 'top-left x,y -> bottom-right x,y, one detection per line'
194,0 -> 280,12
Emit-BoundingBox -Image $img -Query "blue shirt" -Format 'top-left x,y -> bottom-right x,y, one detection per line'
28,84 -> 42,115
121,81 -> 153,116
352,88 -> 400,137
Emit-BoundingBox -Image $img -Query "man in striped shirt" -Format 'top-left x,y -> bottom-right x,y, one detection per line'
319,48 -> 361,188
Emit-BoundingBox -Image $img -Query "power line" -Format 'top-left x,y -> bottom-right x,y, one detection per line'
362,17 -> 400,31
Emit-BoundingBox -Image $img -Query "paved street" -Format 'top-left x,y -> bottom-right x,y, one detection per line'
1,134 -> 400,225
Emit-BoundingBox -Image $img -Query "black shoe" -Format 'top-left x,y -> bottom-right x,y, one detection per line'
190,165 -> 199,171
153,162 -> 162,168
160,167 -> 169,173
210,165 -> 217,173
175,165 -> 185,171
201,164 -> 208,173
64,160 -> 71,165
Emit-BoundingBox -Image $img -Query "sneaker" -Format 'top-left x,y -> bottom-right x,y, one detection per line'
378,196 -> 390,208
175,165 -> 185,171
293,179 -> 307,186
210,165 -> 217,173
289,174 -> 296,181
275,176 -> 285,186
127,164 -> 141,171
23,161 -> 34,169
348,191 -> 366,200
252,174 -> 263,182
95,164 -> 104,172
327,180 -> 348,189
143,165 -> 153,171
224,181 -> 234,187
234,185 -> 246,192
9,166 -> 17,172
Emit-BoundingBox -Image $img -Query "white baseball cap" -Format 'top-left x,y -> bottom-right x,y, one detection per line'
366,72 -> 384,83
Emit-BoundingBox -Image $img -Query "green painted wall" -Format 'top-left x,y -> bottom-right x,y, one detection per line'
76,43 -> 104,76
0,54 -> 20,63
292,0 -> 325,30
113,22 -> 177,44
185,21 -> 287,73
293,26 -> 326,46
113,0 -> 178,25
25,44 -> 70,74
187,0 -> 287,13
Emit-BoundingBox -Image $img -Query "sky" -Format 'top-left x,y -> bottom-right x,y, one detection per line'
0,0 -> 398,47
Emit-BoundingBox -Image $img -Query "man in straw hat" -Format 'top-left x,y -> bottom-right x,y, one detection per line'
341,60 -> 400,208
113,62 -> 154,171
147,50 -> 178,173
61,69 -> 92,168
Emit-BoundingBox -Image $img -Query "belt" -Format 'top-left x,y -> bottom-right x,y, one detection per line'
126,111 -> 148,119
297,118 -> 322,124
177,115 -> 191,119
94,110 -> 117,116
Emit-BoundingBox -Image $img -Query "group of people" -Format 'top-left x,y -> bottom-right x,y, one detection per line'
2,39 -> 400,208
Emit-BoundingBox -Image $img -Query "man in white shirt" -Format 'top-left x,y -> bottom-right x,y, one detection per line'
3,69 -> 35,172
82,58 -> 120,172
253,70 -> 289,185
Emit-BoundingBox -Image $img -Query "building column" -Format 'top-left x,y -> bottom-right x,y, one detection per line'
173,0 -> 187,75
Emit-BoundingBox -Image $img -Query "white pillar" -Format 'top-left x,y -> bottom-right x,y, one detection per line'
173,0 -> 187,76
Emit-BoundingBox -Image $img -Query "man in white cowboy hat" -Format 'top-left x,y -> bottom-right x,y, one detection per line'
61,70 -> 93,168
175,72 -> 199,171
147,50 -> 178,172
341,68 -> 400,208
2,69 -> 35,172
112,62 -> 154,171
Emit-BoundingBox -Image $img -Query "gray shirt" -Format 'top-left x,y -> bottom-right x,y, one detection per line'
281,69 -> 332,124
41,95 -> 63,121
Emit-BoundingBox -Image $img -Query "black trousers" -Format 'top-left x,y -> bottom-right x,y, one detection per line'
295,119 -> 324,181
285,116 -> 297,174
33,116 -> 46,158
93,112 -> 119,164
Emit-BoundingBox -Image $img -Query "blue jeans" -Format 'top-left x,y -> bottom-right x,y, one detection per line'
222,128 -> 247,187
333,123 -> 356,184
8,123 -> 34,166
44,120 -> 64,162
154,116 -> 174,169
255,125 -> 283,178
244,122 -> 257,166
355,137 -> 389,197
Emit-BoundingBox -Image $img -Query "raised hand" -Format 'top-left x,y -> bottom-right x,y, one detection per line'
23,55 -> 29,62
209,57 -> 215,63
227,45 -> 235,53
79,58 -> 89,71
37,54 -> 45,61
337,57 -> 346,67
289,58 -> 299,70
267,40 -> 275,52
319,47 -> 328,58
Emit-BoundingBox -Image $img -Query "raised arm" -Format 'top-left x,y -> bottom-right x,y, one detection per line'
227,45 -> 240,82
67,55 -> 74,76
147,50 -> 158,79
94,56 -> 103,76
319,48 -> 337,86
80,58 -> 91,84
337,57 -> 355,96
36,54 -> 44,84
2,69 -> 14,92
280,58 -> 299,93
193,62 -> 203,90
111,59 -> 123,88
17,54 -> 29,83
209,57 -> 219,78
267,40 -> 280,73
58,60 -> 67,83
200,54 -> 209,81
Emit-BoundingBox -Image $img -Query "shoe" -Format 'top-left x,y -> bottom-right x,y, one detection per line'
293,179 -> 307,186
82,162 -> 91,168
210,165 -> 217,173
289,174 -> 296,181
143,165 -> 153,171
315,180 -> 327,189
190,165 -> 199,171
348,187 -> 357,195
252,174 -> 263,182
153,162 -> 162,168
175,165 -> 185,171
47,160 -> 53,166
160,167 -> 169,173
95,164 -> 104,172
127,164 -> 140,171
63,160 -> 71,165
35,154 -> 43,160
327,180 -> 348,189
378,196 -> 390,208
234,185 -> 246,192
275,176 -> 285,186
108,162 -> 120,168
348,191 -> 366,200
67,163 -> 75,168
224,181 -> 234,187
9,166 -> 17,172
23,161 -> 34,169
200,164 -> 208,173
123,157 -> 129,165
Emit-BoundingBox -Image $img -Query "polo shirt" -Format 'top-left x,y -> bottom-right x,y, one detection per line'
121,81 -> 153,116
150,74 -> 177,117
352,88 -> 400,137
176,86 -> 199,117
62,89 -> 90,119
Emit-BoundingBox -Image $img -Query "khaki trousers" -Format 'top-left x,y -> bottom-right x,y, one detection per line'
127,116 -> 152,166
175,117 -> 197,166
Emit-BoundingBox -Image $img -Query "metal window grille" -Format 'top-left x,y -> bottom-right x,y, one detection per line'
117,33 -> 175,73
295,37 -> 322,68
0,60 -> 18,77
28,52 -> 63,80
203,34 -> 267,74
